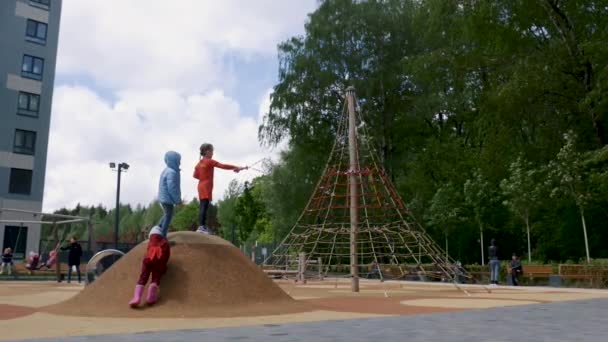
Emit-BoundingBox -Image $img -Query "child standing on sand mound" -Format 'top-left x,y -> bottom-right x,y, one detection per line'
157,151 -> 182,237
128,226 -> 171,308
193,143 -> 246,234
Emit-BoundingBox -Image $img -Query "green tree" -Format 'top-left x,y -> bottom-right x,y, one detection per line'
547,131 -> 594,262
217,180 -> 243,242
425,183 -> 463,260
257,0 -> 608,264
464,169 -> 496,265
500,157 -> 544,262
234,182 -> 263,243
143,201 -> 163,229
172,199 -> 199,231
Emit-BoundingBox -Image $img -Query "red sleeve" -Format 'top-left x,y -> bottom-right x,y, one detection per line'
210,159 -> 238,170
214,161 -> 238,170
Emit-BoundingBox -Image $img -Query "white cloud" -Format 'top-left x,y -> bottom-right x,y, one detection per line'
43,1 -> 317,211
44,85 -> 273,211
57,0 -> 317,92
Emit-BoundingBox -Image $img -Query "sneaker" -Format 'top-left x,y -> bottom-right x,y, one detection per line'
196,226 -> 209,234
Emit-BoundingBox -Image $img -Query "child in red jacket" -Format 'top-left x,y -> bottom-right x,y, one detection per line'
129,226 -> 171,307
193,143 -> 246,234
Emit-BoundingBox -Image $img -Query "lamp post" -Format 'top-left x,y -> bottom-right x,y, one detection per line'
109,162 -> 129,250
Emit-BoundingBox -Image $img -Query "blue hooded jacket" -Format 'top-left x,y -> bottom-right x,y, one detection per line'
158,151 -> 181,205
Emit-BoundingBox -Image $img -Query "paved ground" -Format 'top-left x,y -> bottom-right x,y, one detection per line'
3,280 -> 608,341
21,298 -> 608,342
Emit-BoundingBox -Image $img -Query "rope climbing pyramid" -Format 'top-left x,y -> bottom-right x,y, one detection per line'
265,87 -> 471,286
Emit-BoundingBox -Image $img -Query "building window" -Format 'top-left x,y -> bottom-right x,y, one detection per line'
13,129 -> 37,155
9,168 -> 33,195
29,0 -> 50,10
26,19 -> 47,45
21,55 -> 44,80
17,92 -> 40,117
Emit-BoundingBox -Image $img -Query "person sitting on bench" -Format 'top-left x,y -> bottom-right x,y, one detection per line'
509,253 -> 523,286
367,261 -> 381,279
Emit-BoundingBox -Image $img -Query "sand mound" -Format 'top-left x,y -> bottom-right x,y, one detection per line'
42,232 -> 312,318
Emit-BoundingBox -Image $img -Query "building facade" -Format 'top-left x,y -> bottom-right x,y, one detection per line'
0,0 -> 62,258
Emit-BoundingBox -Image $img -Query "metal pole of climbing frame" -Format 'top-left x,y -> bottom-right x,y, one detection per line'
346,86 -> 359,293
88,218 -> 97,254
53,222 -> 60,282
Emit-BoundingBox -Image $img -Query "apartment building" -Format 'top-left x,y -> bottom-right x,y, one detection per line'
0,0 -> 62,258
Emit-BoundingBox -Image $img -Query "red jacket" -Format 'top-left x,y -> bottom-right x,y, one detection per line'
193,158 -> 238,201
137,234 -> 171,286
145,234 -> 170,269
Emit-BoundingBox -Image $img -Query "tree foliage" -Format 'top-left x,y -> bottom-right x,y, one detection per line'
257,0 -> 608,264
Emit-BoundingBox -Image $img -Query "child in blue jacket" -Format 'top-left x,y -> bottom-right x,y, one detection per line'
156,151 -> 182,237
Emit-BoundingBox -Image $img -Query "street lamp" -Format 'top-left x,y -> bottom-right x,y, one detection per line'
110,162 -> 129,250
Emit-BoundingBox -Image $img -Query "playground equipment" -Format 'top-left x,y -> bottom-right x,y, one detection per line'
263,253 -> 325,283
264,87 -> 476,292
85,249 -> 125,285
0,207 -> 92,281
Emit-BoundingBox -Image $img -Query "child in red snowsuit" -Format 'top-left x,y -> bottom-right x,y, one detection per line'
193,143 -> 246,234
129,226 -> 171,307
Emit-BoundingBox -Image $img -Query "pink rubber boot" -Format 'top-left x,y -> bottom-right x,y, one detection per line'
146,283 -> 159,305
128,284 -> 144,308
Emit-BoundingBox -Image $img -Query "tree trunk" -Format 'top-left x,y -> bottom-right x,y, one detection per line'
525,214 -> 531,263
479,223 -> 485,266
579,206 -> 591,263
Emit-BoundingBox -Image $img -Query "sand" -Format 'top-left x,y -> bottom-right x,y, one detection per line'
42,232 -> 314,318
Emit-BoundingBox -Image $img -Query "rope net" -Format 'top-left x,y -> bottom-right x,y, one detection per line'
265,92 -> 470,283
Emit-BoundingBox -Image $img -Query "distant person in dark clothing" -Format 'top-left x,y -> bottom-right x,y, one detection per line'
509,253 -> 523,286
367,261 -> 380,279
488,239 -> 499,286
61,237 -> 83,283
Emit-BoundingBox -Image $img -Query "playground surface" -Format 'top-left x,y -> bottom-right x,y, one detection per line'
2,279 -> 608,341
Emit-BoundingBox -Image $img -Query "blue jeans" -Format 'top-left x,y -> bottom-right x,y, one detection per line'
489,259 -> 500,282
158,203 -> 174,237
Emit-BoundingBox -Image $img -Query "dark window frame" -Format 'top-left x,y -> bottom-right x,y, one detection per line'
25,19 -> 47,45
13,129 -> 37,155
8,168 -> 33,195
21,54 -> 44,80
3,226 -> 28,259
17,91 -> 40,117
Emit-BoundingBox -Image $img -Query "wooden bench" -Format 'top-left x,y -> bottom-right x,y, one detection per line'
379,265 -> 448,281
381,265 -> 405,279
13,262 -> 87,278
262,268 -> 299,280
468,270 -> 489,279
558,264 -> 594,282
262,269 -> 299,275
520,264 -> 553,280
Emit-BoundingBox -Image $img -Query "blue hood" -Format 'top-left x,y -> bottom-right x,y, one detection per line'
164,151 -> 181,171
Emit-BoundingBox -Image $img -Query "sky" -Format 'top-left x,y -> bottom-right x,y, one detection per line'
42,0 -> 318,212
